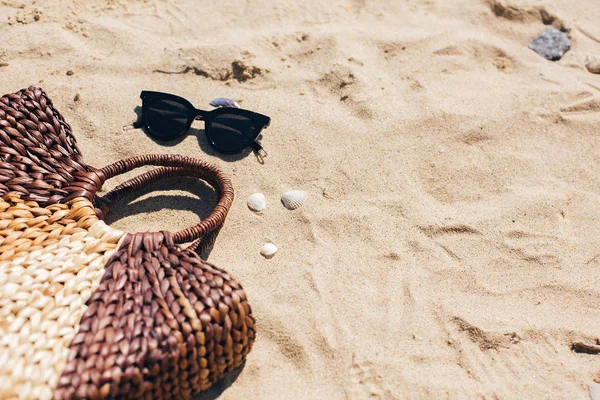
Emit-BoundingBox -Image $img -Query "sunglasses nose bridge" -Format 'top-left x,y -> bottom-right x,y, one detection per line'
193,110 -> 206,121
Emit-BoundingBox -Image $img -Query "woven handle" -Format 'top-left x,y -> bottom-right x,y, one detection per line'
96,154 -> 234,253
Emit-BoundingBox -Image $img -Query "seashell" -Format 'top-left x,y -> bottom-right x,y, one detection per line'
586,55 -> 600,74
260,243 -> 277,258
247,193 -> 266,212
209,97 -> 240,109
281,190 -> 307,210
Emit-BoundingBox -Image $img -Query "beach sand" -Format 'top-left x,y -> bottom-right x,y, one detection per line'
1,0 -> 600,398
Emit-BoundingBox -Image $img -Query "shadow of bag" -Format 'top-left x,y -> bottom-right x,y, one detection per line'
0,86 -> 256,399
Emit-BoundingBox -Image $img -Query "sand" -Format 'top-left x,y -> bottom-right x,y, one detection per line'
1,0 -> 600,398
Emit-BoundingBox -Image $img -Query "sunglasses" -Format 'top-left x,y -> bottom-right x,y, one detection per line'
139,91 -> 270,156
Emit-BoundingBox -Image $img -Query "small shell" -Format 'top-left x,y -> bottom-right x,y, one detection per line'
247,193 -> 266,212
260,243 -> 277,258
209,97 -> 240,108
281,190 -> 307,210
586,55 -> 600,74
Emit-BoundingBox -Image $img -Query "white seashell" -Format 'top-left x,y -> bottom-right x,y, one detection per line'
281,190 -> 307,210
260,243 -> 277,258
209,97 -> 240,108
247,193 -> 266,212
586,55 -> 600,74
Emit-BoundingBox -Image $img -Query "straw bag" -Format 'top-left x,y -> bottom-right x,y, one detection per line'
0,86 -> 256,399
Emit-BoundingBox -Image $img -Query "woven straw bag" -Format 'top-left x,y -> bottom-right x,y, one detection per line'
0,86 -> 256,399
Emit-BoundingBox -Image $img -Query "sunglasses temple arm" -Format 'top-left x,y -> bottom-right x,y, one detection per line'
122,120 -> 143,131
252,141 -> 268,158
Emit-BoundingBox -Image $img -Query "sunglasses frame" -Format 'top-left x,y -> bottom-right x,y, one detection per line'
140,91 -> 271,155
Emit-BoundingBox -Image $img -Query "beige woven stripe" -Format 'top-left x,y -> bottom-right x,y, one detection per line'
0,195 -> 125,400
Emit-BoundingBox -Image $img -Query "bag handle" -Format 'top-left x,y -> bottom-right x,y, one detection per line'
94,154 -> 234,254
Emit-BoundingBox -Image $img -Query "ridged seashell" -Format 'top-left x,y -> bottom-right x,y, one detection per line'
260,243 -> 277,258
281,190 -> 307,210
586,55 -> 600,74
247,193 -> 266,212
209,97 -> 240,109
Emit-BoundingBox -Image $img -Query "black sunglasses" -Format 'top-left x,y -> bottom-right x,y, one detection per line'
139,91 -> 270,156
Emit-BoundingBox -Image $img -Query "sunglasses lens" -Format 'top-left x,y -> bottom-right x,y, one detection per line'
145,99 -> 190,140
208,114 -> 256,153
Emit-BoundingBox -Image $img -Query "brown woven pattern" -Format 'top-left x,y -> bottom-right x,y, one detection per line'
0,86 -> 235,254
97,154 -> 234,254
0,194 -> 125,399
0,86 -> 96,206
53,231 -> 256,400
0,86 -> 253,399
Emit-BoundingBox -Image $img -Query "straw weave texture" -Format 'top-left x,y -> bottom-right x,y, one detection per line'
0,86 -> 255,399
53,232 -> 255,400
0,195 -> 124,399
0,86 -> 95,206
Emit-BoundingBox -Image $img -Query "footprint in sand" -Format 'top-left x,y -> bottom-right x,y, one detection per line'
432,40 -> 519,73
560,97 -> 600,118
258,313 -> 308,370
118,0 -> 192,35
487,0 -> 569,32
348,356 -> 396,399
440,313 -> 594,397
313,65 -> 374,120
501,229 -> 561,266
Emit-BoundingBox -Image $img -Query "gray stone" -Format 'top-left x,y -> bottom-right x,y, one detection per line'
589,382 -> 600,400
528,27 -> 571,61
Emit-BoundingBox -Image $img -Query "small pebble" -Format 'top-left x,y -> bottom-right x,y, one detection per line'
589,382 -> 600,400
0,62 -> 8,67
66,70 -> 74,76
260,243 -> 277,259
73,93 -> 80,102
586,55 -> 600,74
528,27 -> 570,61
